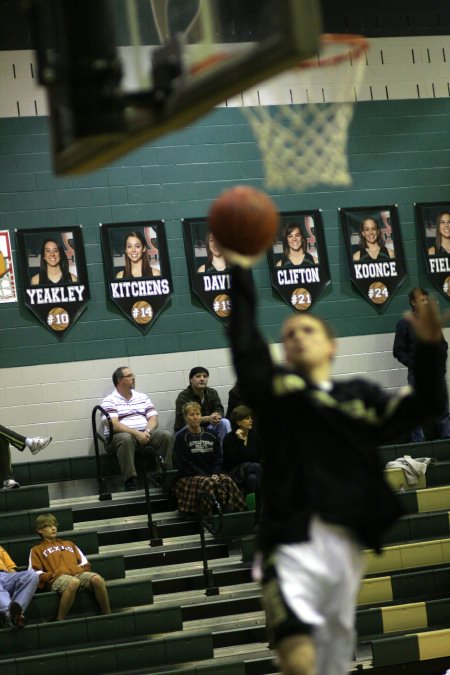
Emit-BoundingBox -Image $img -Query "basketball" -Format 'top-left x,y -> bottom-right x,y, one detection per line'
208,186 -> 279,256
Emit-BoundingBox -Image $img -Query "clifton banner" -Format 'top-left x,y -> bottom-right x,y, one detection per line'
267,209 -> 330,311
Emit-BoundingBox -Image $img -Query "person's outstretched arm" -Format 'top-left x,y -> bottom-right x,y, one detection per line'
379,298 -> 448,440
228,265 -> 274,407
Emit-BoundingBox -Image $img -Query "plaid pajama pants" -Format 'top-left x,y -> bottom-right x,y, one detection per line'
175,473 -> 246,515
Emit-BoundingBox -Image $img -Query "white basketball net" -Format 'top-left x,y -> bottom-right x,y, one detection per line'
243,102 -> 355,191
243,38 -> 367,192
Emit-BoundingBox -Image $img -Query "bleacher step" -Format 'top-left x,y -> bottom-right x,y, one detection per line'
124,542 -> 229,570
0,484 -> 49,511
0,604 -> 179,655
26,577 -> 153,621
72,495 -> 170,522
0,630 -> 214,675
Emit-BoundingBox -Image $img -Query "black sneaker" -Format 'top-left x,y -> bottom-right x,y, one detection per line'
124,477 -> 137,491
9,602 -> 25,628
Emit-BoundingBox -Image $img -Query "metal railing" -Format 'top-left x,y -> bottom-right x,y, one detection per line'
91,405 -> 165,546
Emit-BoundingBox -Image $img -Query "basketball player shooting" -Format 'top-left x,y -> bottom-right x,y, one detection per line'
210,187 -> 448,675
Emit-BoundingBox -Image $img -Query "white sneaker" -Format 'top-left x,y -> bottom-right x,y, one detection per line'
3,479 -> 20,489
26,437 -> 52,455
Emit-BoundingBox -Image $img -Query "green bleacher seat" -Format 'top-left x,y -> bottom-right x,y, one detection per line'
0,485 -> 49,511
5,631 -> 213,675
0,605 -> 180,657
357,597 -> 450,637
358,566 -> 450,606
371,627 -> 450,667
11,454 -> 122,486
0,506 -> 73,538
384,510 -> 450,545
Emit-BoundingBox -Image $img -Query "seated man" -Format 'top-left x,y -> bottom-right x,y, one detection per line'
29,513 -> 110,621
0,425 -> 52,489
0,544 -> 38,628
101,366 -> 173,491
174,367 -> 231,446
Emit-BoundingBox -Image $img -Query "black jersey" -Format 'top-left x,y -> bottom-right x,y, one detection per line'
229,266 -> 446,553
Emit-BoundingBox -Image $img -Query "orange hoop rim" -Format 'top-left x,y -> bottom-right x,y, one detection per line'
298,33 -> 369,69
190,33 -> 369,76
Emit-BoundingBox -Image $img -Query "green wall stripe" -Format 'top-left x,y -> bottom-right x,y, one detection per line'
1,99 -> 448,367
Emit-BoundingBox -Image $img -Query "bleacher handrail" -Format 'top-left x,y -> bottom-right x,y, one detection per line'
91,404 -> 114,501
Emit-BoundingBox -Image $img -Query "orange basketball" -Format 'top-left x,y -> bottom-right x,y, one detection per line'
208,185 -> 279,256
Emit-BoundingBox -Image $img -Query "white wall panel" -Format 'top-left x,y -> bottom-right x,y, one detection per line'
5,36 -> 450,120
3,331 -> 447,464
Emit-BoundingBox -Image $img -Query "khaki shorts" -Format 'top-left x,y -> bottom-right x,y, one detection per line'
51,571 -> 97,593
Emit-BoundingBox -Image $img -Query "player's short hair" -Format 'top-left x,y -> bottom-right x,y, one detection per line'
182,401 -> 201,417
35,513 -> 58,532
282,314 -> 335,342
408,287 -> 428,307
313,315 -> 335,341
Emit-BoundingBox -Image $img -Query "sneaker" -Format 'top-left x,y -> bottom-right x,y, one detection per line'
124,477 -> 137,491
26,436 -> 52,455
9,602 -> 25,628
3,479 -> 20,489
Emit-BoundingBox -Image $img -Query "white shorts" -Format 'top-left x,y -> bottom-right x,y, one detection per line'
256,516 -> 365,675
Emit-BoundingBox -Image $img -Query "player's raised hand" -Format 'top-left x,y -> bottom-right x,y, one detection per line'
405,292 -> 448,343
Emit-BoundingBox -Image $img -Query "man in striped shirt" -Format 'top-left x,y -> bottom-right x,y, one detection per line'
101,366 -> 173,491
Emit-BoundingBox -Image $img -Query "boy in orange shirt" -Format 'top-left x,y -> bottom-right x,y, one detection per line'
29,514 -> 110,621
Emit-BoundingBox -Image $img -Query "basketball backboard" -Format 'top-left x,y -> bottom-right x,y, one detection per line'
29,0 -> 322,174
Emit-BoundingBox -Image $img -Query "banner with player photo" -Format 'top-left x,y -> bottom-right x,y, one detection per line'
15,226 -> 89,337
415,202 -> 450,301
0,230 -> 17,303
340,205 -> 406,312
100,221 -> 172,333
182,217 -> 231,324
267,210 -> 330,311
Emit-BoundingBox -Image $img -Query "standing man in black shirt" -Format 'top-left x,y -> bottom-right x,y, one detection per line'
393,287 -> 450,442
228,263 -> 446,675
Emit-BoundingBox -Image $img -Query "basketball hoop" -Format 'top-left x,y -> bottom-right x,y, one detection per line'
242,34 -> 369,193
